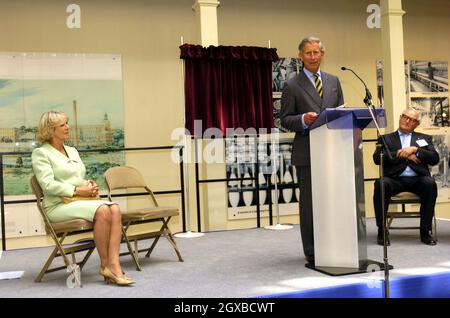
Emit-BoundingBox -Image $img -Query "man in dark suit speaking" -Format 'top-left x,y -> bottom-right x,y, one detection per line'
373,107 -> 439,246
280,36 -> 344,264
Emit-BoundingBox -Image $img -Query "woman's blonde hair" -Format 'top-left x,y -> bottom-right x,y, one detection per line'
37,110 -> 68,143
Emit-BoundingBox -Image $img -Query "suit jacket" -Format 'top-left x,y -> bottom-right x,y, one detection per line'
32,143 -> 89,213
280,70 -> 344,166
372,131 -> 439,177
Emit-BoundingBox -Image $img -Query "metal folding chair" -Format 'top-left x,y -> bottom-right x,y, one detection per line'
30,176 -> 95,283
104,166 -> 183,271
387,191 -> 437,240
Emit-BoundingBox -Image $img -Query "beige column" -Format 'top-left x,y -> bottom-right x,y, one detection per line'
190,1 -> 221,232
192,0 -> 220,46
381,0 -> 407,132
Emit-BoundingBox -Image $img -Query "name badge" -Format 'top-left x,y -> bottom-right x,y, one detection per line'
416,139 -> 428,147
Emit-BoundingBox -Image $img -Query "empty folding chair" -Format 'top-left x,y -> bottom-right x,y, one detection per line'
104,166 -> 183,271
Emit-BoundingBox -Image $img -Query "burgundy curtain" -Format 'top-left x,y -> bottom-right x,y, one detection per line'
180,44 -> 278,136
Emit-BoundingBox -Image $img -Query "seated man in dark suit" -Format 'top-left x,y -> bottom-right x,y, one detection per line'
373,107 -> 439,246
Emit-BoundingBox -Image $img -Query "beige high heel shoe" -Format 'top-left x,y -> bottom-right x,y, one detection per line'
99,267 -> 134,283
99,267 -> 134,286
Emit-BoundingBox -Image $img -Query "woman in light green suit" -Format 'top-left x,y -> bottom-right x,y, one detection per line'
32,110 -> 133,286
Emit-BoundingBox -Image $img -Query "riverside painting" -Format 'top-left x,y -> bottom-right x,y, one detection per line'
0,53 -> 125,195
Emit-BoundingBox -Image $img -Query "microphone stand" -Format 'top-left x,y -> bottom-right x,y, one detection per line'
363,92 -> 393,299
342,66 -> 393,297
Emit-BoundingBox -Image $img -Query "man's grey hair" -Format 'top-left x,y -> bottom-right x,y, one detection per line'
298,36 -> 325,53
403,107 -> 422,123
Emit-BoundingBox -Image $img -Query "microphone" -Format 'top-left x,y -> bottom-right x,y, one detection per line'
341,66 -> 374,107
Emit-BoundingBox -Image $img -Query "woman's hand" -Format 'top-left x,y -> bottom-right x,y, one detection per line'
75,180 -> 99,197
88,180 -> 99,196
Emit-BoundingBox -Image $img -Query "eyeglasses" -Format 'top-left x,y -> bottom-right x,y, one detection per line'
400,114 -> 419,124
302,51 -> 322,58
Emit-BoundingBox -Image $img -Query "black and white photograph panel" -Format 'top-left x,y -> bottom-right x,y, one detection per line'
272,98 -> 288,133
272,57 -> 302,92
225,137 -> 298,220
376,60 -> 410,106
429,133 -> 450,202
409,61 -> 448,93
411,97 -> 449,128
376,60 -> 384,106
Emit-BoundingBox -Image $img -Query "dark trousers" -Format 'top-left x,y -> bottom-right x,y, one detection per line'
296,165 -> 314,257
373,176 -> 437,231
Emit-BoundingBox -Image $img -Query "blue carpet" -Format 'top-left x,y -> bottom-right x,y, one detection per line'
261,271 -> 450,298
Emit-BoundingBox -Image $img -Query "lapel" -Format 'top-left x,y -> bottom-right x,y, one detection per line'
43,143 -> 78,162
411,132 -> 421,148
297,71 -> 322,112
321,73 -> 332,110
391,131 -> 403,150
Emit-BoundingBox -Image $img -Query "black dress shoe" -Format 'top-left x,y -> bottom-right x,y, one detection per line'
420,229 -> 437,246
420,233 -> 437,246
377,229 -> 390,246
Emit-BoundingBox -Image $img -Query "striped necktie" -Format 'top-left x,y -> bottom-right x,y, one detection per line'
314,73 -> 323,98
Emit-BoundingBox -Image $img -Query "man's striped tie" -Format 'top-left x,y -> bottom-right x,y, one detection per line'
314,73 -> 323,98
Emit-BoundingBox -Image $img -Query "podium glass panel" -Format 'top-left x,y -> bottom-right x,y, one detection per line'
307,107 -> 389,275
